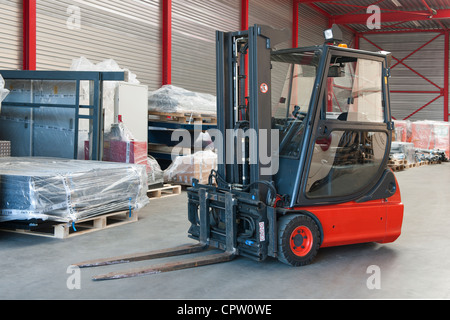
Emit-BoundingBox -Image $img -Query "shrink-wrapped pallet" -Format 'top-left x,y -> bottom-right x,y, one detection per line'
147,156 -> 164,186
148,85 -> 216,115
411,120 -> 449,158
391,141 -> 416,164
0,157 -> 149,223
85,121 -> 162,185
432,121 -> 450,158
0,74 -> 9,112
393,120 -> 411,143
164,150 -> 217,186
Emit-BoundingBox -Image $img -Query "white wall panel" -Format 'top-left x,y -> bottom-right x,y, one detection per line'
36,0 -> 161,90
171,0 -> 240,95
298,3 -> 327,47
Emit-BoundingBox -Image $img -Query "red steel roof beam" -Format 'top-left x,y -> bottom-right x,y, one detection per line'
421,0 -> 447,29
296,0 -> 352,3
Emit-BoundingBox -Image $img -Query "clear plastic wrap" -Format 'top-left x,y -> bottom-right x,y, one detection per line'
390,141 -> 416,163
164,150 -> 217,185
102,121 -> 148,178
70,56 -> 140,133
0,157 -> 149,223
431,121 -> 450,158
0,74 -> 10,112
411,120 -> 449,158
393,120 -> 411,143
148,85 -> 216,115
147,156 -> 164,186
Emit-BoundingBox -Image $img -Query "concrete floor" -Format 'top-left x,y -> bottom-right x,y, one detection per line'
0,162 -> 449,300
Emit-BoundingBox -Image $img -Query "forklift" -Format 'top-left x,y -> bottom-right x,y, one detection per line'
75,25 -> 404,280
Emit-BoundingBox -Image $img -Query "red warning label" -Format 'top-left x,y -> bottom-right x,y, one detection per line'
260,83 -> 269,94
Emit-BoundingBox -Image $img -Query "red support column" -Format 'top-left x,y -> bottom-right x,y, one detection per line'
354,33 -> 360,50
444,30 -> 449,122
23,0 -> 36,70
162,0 -> 172,86
241,0 -> 248,31
292,0 -> 299,48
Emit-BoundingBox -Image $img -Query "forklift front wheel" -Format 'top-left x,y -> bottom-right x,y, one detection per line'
277,214 -> 320,267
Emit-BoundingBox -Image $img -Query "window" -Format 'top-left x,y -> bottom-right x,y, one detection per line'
325,57 -> 384,123
271,50 -> 320,159
306,131 -> 387,198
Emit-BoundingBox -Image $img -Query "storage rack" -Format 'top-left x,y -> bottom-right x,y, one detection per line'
0,70 -> 124,160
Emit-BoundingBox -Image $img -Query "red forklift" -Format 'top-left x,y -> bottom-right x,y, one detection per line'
75,25 -> 404,280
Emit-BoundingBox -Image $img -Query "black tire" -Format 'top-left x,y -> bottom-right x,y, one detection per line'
277,214 -> 321,267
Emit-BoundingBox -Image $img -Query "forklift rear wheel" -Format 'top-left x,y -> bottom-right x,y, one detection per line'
277,214 -> 320,267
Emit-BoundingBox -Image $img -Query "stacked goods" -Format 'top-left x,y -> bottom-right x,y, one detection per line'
411,121 -> 449,159
0,74 -> 9,110
148,85 -> 216,116
147,156 -> 164,187
390,120 -> 449,169
393,120 -> 411,143
432,121 -> 450,159
164,150 -> 217,186
411,121 -> 434,150
390,142 -> 415,164
86,121 -> 164,186
0,157 -> 149,223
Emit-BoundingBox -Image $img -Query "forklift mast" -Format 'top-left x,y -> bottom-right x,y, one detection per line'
215,25 -> 290,199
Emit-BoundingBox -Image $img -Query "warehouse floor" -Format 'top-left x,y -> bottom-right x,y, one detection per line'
1,162 -> 449,300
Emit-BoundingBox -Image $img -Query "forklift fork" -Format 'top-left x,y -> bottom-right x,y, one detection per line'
74,189 -> 237,281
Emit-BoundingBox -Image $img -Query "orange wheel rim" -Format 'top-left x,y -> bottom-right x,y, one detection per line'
290,226 -> 313,257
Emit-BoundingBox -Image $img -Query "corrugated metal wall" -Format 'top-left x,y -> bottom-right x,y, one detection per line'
35,0 -> 161,90
0,0 -> 22,70
298,3 -> 327,47
171,0 -> 240,95
297,4 -> 354,48
249,0 -> 292,50
248,0 -> 292,108
360,32 -> 445,121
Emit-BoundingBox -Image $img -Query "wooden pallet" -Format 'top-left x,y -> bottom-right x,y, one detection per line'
389,159 -> 442,171
148,111 -> 217,125
388,159 -> 407,171
0,210 -> 138,239
147,184 -> 182,199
